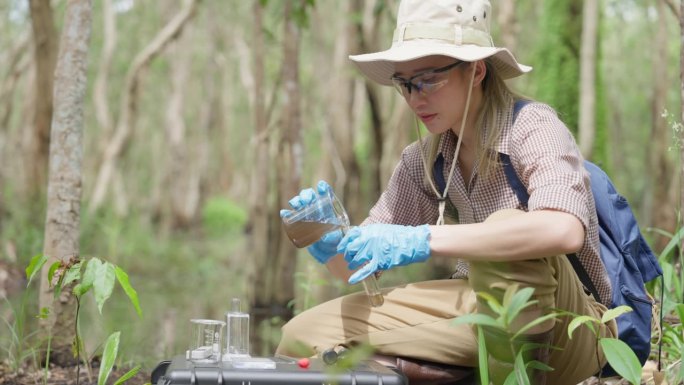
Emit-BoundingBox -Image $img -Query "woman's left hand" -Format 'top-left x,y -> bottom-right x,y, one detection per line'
337,224 -> 431,284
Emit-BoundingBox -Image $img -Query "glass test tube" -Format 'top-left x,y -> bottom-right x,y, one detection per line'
340,224 -> 384,307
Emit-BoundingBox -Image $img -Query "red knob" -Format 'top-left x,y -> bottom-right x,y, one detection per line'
297,358 -> 310,369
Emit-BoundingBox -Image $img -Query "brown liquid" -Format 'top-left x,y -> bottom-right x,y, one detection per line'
283,221 -> 340,248
367,293 -> 384,307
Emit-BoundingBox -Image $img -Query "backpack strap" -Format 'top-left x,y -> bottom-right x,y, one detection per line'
433,153 -> 447,193
498,99 -> 531,208
499,101 -> 601,301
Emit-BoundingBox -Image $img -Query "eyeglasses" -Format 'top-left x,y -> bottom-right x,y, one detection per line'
391,61 -> 467,98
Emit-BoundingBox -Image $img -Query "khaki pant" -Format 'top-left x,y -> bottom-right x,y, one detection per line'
276,210 -> 617,385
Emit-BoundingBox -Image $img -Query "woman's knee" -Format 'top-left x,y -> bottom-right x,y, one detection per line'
276,313 -> 316,356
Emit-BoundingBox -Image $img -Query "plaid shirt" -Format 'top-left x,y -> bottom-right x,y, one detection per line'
362,101 -> 611,305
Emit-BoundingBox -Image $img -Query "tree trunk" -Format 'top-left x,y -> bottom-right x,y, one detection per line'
578,0 -> 598,159
354,0 -> 389,206
497,0 -> 518,55
251,0 -> 306,356
646,0 -> 677,251
27,0 -> 58,200
297,1 -> 360,306
246,0 -> 273,354
39,0 -> 93,367
0,34 -> 31,203
164,36 -> 200,229
89,0 -> 200,213
93,0 -> 116,148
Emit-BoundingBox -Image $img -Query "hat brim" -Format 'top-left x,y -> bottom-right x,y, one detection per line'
349,41 -> 532,85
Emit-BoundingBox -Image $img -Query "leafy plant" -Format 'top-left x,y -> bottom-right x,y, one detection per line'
0,292 -> 42,372
452,285 -> 557,385
660,304 -> 684,384
25,254 -> 143,385
201,196 -> 248,236
567,306 -> 642,385
649,216 -> 684,384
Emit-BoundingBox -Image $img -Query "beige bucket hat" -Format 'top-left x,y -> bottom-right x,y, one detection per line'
349,0 -> 532,85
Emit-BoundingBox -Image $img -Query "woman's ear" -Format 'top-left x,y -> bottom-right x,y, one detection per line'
472,60 -> 487,87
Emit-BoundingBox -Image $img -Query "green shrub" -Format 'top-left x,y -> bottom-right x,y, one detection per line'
201,197 -> 247,235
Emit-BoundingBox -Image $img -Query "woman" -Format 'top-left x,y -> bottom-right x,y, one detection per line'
277,1 -> 616,384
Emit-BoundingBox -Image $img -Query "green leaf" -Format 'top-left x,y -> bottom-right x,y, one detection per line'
98,331 -> 120,385
511,313 -> 559,339
93,261 -> 116,313
37,307 -> 50,319
73,258 -> 98,297
601,306 -> 633,324
526,360 -> 553,372
503,373 -> 518,385
502,283 -> 520,308
62,261 -> 82,287
567,315 -> 598,339
599,338 -> 642,385
476,291 -> 504,315
514,351 -> 531,385
113,364 -> 140,385
47,262 -> 61,284
452,313 -> 501,329
657,225 -> 684,260
476,326 -> 490,385
114,265 -> 142,317
26,254 -> 48,287
675,303 -> 684,323
505,287 -> 538,325
82,258 -> 100,288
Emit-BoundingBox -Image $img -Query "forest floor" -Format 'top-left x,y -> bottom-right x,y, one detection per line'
0,362 -> 151,385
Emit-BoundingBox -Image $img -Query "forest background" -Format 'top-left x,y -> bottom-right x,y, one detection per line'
0,0 -> 683,382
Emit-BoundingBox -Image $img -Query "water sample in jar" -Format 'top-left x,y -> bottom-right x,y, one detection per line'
224,298 -> 250,360
281,188 -> 384,307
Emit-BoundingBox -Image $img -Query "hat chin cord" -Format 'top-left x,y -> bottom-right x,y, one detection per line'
415,63 -> 477,226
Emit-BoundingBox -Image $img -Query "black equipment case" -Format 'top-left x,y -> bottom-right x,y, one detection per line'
151,355 -> 408,385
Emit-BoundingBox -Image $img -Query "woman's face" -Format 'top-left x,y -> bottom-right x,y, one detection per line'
393,56 -> 473,135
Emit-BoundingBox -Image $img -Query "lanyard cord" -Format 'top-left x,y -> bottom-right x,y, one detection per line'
415,64 -> 477,226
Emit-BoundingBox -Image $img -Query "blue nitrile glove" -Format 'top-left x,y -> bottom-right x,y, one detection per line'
279,180 -> 343,264
337,224 -> 431,284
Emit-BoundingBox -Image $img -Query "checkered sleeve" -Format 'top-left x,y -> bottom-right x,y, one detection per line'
509,104 -> 591,228
509,103 -> 610,304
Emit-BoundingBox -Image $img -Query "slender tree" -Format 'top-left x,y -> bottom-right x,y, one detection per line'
39,0 -> 93,366
578,0 -> 598,159
0,34 -> 31,206
26,0 -> 58,200
645,0 -> 677,251
531,0 -> 583,132
354,0 -> 386,203
246,0 -> 274,355
497,0 -> 518,55
89,0 -> 200,214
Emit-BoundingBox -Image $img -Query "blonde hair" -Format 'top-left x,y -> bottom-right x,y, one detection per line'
423,60 -> 526,189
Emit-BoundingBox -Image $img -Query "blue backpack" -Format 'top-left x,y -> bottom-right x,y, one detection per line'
433,100 -> 662,376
